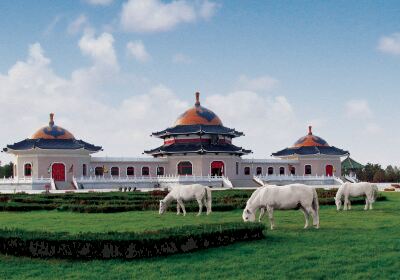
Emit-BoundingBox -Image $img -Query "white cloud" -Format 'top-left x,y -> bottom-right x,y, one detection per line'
68,14 -> 88,34
78,30 -> 118,68
126,40 -> 151,62
43,15 -> 63,36
85,0 -> 114,6
0,42 -> 187,164
172,53 -> 192,64
344,99 -> 373,119
364,122 -> 382,135
0,41 -> 395,167
199,0 -> 219,20
204,91 -> 298,156
120,0 -> 218,33
237,75 -> 279,92
378,33 -> 400,55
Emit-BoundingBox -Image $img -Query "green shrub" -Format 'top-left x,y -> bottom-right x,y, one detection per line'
0,189 -> 386,213
0,223 -> 265,259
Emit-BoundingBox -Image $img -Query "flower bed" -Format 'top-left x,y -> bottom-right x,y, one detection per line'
0,222 -> 265,259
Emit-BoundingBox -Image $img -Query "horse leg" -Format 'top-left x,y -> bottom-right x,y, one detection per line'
267,206 -> 275,230
258,207 -> 266,222
344,197 -> 349,210
177,199 -> 186,216
308,206 -> 319,229
348,199 -> 351,210
176,202 -> 181,215
203,196 -> 210,215
369,198 -> 374,210
300,206 -> 309,229
364,198 -> 369,210
196,198 -> 203,216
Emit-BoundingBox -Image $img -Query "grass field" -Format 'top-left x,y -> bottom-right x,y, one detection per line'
0,192 -> 399,279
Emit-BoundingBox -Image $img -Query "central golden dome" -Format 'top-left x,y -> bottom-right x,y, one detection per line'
293,126 -> 329,147
174,92 -> 223,126
31,113 -> 75,140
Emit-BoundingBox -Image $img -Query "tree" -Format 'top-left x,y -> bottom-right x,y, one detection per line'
373,169 -> 385,183
0,162 -> 13,178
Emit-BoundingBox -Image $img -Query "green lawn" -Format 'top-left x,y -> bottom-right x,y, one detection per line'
0,192 -> 399,279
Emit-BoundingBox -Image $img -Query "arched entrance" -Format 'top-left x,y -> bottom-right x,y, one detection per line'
211,161 -> 224,176
52,163 -> 65,182
326,165 -> 333,176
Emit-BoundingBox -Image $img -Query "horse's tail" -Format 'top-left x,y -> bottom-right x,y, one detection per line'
371,184 -> 379,202
205,186 -> 212,213
312,187 -> 320,227
312,187 -> 319,212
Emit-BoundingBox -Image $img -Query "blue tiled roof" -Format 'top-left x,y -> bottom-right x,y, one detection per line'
272,146 -> 349,157
145,143 -> 251,156
152,125 -> 244,138
4,139 -> 102,152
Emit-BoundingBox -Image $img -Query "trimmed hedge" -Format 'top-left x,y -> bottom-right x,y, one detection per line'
0,222 -> 265,259
0,189 -> 387,213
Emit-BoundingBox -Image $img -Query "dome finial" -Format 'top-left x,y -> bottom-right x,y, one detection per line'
308,125 -> 312,135
195,92 -> 200,106
49,113 -> 55,127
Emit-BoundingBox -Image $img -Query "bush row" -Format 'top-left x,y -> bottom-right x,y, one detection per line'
0,189 -> 386,213
0,222 -> 265,259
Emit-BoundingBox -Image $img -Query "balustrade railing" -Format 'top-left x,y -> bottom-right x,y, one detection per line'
255,174 -> 341,181
0,177 -> 52,184
75,174 -> 228,183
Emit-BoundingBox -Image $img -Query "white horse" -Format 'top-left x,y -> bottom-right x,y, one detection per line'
243,184 -> 320,230
335,182 -> 378,211
159,183 -> 212,216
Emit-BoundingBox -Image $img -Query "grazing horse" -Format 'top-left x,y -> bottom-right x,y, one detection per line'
243,184 -> 320,230
335,182 -> 378,211
159,184 -> 212,216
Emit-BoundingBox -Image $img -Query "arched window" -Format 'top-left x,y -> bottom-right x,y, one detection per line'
111,167 -> 119,176
267,167 -> 274,175
244,167 -> 250,175
305,165 -> 312,175
82,164 -> 87,176
95,167 -> 104,176
177,161 -> 192,175
157,167 -> 165,176
142,166 -> 150,176
290,166 -> 296,175
127,166 -> 134,176
24,163 -> 32,177
256,167 -> 262,175
279,167 -> 285,175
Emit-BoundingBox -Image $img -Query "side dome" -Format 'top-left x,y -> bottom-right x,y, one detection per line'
174,92 -> 223,126
293,126 -> 329,147
31,113 -> 75,140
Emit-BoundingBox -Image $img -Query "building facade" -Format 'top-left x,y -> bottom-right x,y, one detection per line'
3,92 -> 349,190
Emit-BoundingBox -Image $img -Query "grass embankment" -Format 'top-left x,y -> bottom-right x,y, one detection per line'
0,193 -> 398,279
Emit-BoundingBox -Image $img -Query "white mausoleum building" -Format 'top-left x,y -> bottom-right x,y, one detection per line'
2,93 -> 349,191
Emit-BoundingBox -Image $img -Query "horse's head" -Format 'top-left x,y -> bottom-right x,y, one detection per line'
159,200 -> 167,215
335,197 -> 342,211
242,207 -> 256,222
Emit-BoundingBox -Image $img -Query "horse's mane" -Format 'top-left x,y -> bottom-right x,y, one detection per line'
246,187 -> 265,209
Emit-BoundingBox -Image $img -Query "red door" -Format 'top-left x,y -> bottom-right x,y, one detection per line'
326,165 -> 333,176
211,161 -> 224,176
52,163 -> 65,181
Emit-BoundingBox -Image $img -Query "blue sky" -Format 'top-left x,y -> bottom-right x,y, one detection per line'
0,0 -> 399,166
